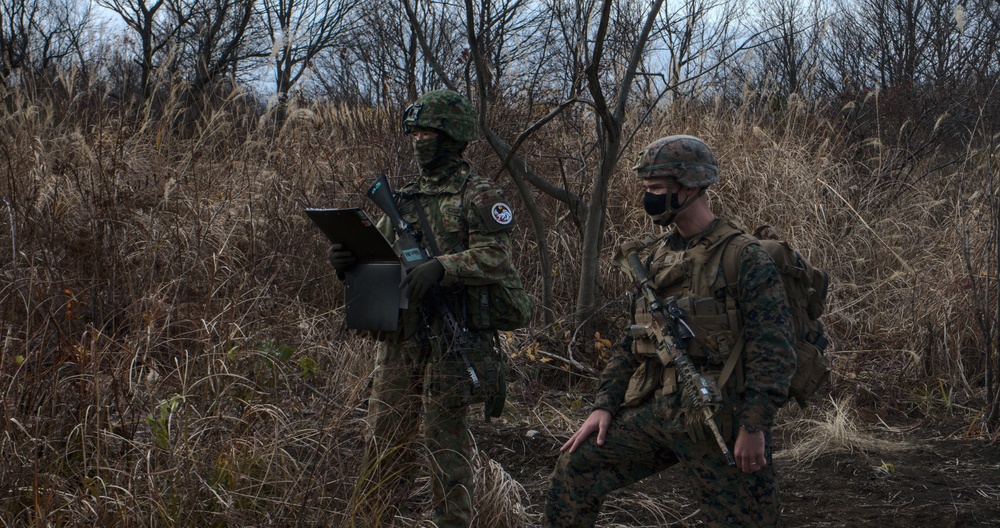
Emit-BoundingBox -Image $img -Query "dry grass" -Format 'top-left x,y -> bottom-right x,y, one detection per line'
0,71 -> 996,524
777,397 -> 914,467
597,490 -> 694,528
472,449 -> 530,527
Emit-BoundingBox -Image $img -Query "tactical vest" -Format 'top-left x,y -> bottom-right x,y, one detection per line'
623,219 -> 750,407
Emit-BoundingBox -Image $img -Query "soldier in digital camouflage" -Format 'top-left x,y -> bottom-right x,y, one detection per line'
327,89 -> 526,527
542,135 -> 796,527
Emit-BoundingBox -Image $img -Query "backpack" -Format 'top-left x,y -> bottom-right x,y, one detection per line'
722,226 -> 831,408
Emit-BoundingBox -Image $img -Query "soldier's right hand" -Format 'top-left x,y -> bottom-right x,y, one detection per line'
560,408 -> 613,454
327,244 -> 356,272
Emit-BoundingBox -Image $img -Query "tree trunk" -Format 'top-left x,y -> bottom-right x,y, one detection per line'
989,188 -> 1000,432
482,129 -> 555,324
573,142 -> 614,335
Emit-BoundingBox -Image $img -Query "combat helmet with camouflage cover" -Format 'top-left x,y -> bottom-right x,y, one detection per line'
402,90 -> 478,143
633,135 -> 720,188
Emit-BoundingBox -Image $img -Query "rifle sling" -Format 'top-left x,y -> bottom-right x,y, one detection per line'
411,195 -> 485,323
718,236 -> 753,393
412,197 -> 444,256
717,334 -> 744,392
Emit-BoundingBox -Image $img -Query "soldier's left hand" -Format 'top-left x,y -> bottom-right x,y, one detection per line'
734,426 -> 767,473
400,259 -> 445,301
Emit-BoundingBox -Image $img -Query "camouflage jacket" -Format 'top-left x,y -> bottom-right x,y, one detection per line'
378,157 -> 520,338
594,218 -> 796,432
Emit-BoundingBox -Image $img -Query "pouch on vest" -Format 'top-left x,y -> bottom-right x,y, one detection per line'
466,282 -> 534,331
479,349 -> 507,421
623,358 -> 662,407
631,312 -> 658,357
425,332 -> 505,414
788,339 -> 829,408
465,346 -> 507,418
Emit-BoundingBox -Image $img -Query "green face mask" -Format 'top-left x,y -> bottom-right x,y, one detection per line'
412,135 -> 466,170
413,137 -> 440,168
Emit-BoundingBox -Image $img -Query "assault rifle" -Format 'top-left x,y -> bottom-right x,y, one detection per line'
617,241 -> 736,466
367,174 -> 481,391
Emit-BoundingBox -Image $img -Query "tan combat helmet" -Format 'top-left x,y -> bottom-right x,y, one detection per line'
633,135 -> 720,187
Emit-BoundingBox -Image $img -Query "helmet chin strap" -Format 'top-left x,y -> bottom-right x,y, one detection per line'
653,187 -> 705,226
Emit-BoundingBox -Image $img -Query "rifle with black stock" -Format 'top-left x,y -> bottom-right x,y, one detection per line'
366,174 -> 481,392
616,240 -> 736,466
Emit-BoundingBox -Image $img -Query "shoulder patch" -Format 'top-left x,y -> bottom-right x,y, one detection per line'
475,201 -> 515,233
491,202 -> 513,225
464,172 -> 514,233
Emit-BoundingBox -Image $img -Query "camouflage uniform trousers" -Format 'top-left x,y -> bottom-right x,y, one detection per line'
357,330 -> 495,528
543,393 -> 781,528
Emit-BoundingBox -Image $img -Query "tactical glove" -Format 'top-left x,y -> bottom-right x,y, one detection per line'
327,244 -> 356,273
399,259 -> 445,301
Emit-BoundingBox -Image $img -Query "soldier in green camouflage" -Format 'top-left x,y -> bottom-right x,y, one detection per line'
328,90 -> 524,527
542,135 -> 796,527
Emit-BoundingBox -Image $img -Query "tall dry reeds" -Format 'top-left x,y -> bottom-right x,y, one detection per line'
0,74 -> 380,525
0,73 -> 995,524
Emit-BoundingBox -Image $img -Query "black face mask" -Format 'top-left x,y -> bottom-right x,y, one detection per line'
643,192 -> 668,216
643,191 -> 683,225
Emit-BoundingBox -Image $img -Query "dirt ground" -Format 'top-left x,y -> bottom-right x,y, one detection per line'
469,401 -> 1000,527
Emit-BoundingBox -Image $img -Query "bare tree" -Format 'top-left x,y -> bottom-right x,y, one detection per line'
0,0 -> 92,83
749,0 -> 826,97
464,0 -> 569,326
948,0 -> 999,88
653,0 -> 747,99
436,0 -> 670,333
469,0 -> 554,100
549,0 -> 764,329
815,0 -> 869,98
532,0 -> 596,99
0,0 -> 39,81
96,0 -> 190,99
871,0 -> 926,88
958,106 -> 1000,433
332,0 -> 462,106
43,0 -> 96,78
177,0 -> 261,97
828,0 -> 974,91
95,0 -> 264,102
259,0 -> 360,127
308,0 -> 399,106
569,0 -> 664,332
29,0 -> 91,75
